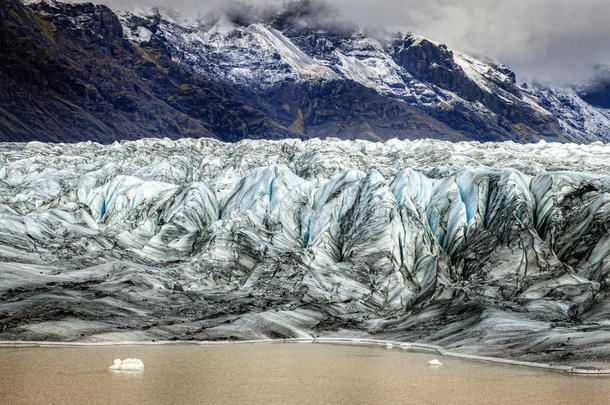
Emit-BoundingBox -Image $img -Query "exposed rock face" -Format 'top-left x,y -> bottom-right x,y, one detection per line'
1,138 -> 609,368
391,34 -> 478,96
1,0 -> 609,143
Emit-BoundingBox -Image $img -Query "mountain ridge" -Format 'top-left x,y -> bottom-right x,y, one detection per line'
1,0 -> 609,143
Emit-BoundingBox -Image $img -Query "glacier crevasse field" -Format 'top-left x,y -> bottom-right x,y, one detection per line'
1,138 -> 609,368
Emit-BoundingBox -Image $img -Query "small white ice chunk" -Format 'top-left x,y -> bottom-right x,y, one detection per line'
428,359 -> 443,366
109,358 -> 144,371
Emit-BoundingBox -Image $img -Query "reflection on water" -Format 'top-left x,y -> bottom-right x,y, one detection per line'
1,343 -> 609,405
109,369 -> 145,379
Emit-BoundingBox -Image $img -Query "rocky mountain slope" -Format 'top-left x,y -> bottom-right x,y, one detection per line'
1,138 -> 610,368
1,0 -> 609,143
0,0 -> 295,143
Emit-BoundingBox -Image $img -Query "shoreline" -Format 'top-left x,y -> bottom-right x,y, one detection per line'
1,337 -> 609,376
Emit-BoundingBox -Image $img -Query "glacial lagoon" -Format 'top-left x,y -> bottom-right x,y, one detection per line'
1,342 -> 609,404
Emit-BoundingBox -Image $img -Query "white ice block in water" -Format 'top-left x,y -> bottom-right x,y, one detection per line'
428,359 -> 443,366
109,358 -> 144,371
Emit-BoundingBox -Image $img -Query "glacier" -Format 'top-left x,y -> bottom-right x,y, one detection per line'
1,137 -> 610,368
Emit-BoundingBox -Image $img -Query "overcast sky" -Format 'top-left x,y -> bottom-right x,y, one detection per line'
100,0 -> 610,84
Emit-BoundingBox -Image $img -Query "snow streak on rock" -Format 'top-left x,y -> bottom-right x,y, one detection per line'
1,138 -> 609,367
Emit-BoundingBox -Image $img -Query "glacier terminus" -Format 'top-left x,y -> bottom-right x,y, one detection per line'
1,138 -> 609,369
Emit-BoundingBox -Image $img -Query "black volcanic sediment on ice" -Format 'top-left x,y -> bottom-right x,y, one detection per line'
1,138 -> 610,369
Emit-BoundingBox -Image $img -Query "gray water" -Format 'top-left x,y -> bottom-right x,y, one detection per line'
1,343 -> 609,404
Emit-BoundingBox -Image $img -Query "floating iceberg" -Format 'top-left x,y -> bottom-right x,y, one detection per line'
109,358 -> 144,371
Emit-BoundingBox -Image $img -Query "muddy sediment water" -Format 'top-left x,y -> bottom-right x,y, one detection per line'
1,343 -> 609,404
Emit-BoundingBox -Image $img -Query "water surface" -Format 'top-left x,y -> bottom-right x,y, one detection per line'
1,343 -> 608,404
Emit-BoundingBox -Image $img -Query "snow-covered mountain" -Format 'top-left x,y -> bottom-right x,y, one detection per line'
525,85 -> 610,143
1,0 -> 609,143
118,3 -> 610,143
1,137 -> 610,367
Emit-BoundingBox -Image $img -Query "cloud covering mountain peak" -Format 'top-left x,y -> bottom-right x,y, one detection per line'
99,0 -> 610,84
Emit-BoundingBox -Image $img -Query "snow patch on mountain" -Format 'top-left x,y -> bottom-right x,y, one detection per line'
525,85 -> 610,143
